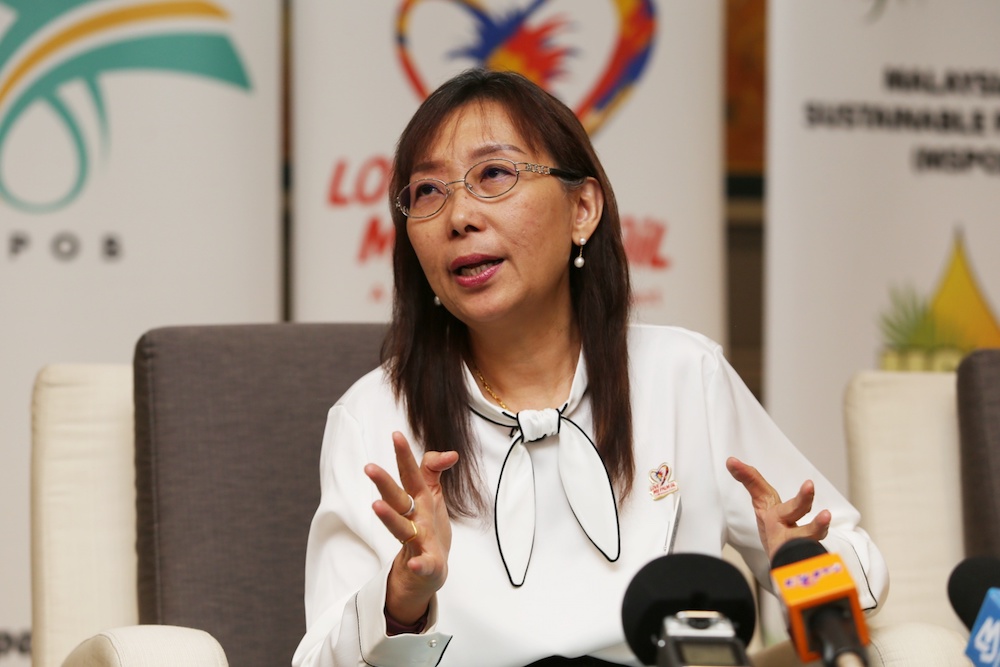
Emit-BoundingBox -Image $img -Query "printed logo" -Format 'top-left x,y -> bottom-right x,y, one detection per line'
973,616 -> 1000,665
782,562 -> 843,589
0,629 -> 31,658
0,0 -> 252,214
879,230 -> 1000,371
395,0 -> 656,135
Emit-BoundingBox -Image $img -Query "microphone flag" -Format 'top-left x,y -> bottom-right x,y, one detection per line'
968,588 -> 1000,667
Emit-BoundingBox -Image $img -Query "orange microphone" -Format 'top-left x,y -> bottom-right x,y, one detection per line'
771,539 -> 870,667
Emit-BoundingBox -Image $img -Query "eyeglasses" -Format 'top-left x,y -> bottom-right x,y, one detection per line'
395,158 -> 581,219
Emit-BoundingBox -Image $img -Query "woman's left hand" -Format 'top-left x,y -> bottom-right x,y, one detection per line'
726,456 -> 831,560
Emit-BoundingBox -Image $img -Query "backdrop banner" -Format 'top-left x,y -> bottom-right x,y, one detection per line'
292,0 -> 724,338
766,0 -> 1000,490
0,1 -> 281,663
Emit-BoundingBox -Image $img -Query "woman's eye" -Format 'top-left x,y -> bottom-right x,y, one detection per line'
479,163 -> 516,182
412,181 -> 443,201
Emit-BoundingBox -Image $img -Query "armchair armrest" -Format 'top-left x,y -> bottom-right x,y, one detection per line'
750,621 -> 969,666
62,625 -> 228,667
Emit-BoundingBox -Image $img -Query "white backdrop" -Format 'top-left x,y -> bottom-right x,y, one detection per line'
766,0 -> 1000,491
293,0 -> 724,340
0,2 -> 281,663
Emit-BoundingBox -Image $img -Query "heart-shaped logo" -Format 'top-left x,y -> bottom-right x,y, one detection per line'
649,463 -> 670,486
648,461 -> 678,500
395,0 -> 656,135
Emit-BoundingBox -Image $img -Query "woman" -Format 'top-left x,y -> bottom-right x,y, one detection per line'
293,69 -> 888,667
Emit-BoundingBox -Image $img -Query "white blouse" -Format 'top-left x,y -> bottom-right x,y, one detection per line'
293,325 -> 889,667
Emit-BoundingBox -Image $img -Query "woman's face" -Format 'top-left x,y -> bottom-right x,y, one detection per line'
405,101 -> 601,331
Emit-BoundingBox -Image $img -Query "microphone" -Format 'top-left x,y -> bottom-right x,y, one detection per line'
621,552 -> 756,666
947,556 -> 1000,629
947,556 -> 1000,666
770,538 -> 869,667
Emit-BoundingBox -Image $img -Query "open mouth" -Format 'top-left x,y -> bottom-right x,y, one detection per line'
454,259 -> 502,277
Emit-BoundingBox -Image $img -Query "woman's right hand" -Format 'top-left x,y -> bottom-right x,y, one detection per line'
365,431 -> 459,627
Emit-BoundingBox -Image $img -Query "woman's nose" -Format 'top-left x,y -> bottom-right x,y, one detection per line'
446,186 -> 485,237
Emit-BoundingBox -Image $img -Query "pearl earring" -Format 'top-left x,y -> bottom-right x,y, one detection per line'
573,237 -> 587,268
433,295 -> 442,306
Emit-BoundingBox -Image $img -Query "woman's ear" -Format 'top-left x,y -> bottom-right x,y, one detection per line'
572,177 -> 604,242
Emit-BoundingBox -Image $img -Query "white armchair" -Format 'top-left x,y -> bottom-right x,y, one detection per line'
843,370 -> 966,633
30,363 -> 135,666
748,369 -> 972,666
30,363 -> 227,667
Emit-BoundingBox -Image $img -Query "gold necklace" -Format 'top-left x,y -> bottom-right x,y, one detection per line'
474,368 -> 508,410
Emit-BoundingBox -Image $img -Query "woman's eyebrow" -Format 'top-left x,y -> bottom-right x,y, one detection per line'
410,158 -> 443,175
411,144 -> 527,175
468,143 -> 526,161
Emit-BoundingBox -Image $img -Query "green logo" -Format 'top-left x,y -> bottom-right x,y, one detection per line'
0,0 -> 251,213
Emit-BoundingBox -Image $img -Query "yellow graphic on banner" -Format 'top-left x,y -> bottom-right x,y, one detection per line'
930,236 -> 1000,348
880,231 -> 1000,371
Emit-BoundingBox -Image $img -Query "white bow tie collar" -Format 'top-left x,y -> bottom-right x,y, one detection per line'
465,357 -> 621,587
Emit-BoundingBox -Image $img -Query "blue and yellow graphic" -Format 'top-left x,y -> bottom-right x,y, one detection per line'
396,0 -> 656,136
0,0 -> 251,213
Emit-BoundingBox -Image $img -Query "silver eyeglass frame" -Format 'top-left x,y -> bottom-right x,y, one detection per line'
395,158 -> 582,219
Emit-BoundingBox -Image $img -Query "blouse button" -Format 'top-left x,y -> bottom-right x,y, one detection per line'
428,639 -> 438,648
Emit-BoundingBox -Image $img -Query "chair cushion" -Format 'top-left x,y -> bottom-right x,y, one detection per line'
843,371 -> 964,632
31,363 -> 137,667
133,323 -> 385,667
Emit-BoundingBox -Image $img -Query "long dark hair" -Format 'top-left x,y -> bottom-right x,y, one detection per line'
382,69 -> 633,517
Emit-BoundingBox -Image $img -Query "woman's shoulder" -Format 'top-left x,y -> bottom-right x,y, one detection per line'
625,324 -> 730,389
627,323 -> 724,360
332,364 -> 397,413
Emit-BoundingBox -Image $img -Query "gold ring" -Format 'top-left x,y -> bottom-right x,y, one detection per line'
400,520 -> 418,545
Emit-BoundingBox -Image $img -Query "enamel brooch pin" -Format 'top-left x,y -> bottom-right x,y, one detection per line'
649,463 -> 679,500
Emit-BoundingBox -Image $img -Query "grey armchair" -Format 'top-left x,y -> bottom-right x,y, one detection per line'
133,323 -> 386,666
32,323 -> 385,667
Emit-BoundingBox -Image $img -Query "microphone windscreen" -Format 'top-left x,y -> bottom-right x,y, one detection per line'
771,537 -> 828,569
948,555 -> 1000,630
621,552 -> 756,665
